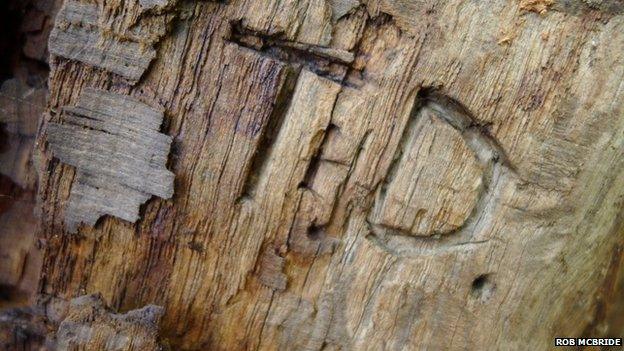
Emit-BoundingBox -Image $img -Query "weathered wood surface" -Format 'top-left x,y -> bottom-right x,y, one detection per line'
36,0 -> 624,349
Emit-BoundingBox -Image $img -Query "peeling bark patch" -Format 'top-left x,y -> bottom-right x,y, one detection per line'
57,294 -> 163,350
49,0 -> 177,82
46,88 -> 174,233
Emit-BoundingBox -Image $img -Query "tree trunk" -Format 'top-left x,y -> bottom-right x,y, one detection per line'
28,0 -> 624,349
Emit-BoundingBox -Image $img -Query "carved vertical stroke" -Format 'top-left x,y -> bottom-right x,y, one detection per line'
237,66 -> 301,201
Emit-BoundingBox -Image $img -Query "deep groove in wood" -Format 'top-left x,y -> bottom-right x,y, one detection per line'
237,67 -> 301,202
227,21 -> 355,84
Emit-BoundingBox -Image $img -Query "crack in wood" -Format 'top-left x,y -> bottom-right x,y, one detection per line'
46,88 -> 174,233
366,88 -> 513,256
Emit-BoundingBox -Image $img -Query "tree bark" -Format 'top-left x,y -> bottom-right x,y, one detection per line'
31,0 -> 624,349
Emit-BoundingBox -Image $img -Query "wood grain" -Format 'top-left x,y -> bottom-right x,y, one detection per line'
35,0 -> 624,349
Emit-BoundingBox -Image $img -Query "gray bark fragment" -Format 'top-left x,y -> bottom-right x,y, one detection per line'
57,294 -> 163,351
47,88 -> 174,232
49,25 -> 156,82
49,0 -> 174,82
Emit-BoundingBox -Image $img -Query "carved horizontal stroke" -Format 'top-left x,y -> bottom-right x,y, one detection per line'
228,22 -> 355,83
